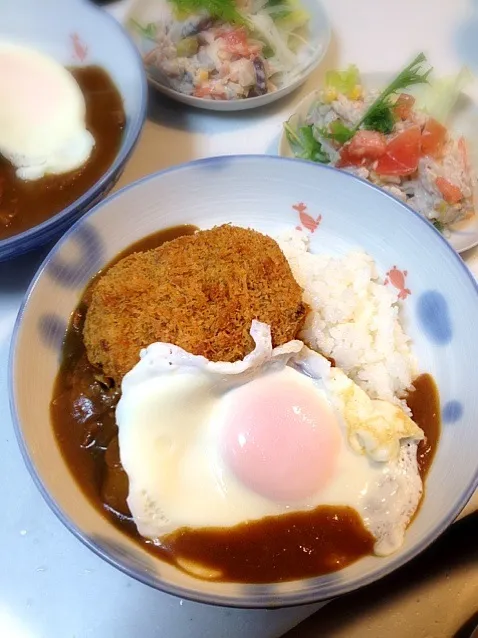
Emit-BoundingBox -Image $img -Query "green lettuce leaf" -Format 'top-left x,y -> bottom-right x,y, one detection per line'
284,120 -> 330,163
325,65 -> 360,98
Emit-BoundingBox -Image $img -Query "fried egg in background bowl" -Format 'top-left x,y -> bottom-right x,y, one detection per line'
10,156 -> 478,608
0,42 -> 96,180
0,0 -> 146,260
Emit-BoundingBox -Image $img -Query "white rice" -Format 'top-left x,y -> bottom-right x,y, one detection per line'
277,230 -> 417,406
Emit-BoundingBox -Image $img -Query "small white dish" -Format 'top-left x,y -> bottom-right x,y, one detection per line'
125,0 -> 331,111
279,72 -> 478,253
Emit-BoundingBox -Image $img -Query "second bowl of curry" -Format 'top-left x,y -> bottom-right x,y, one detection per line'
0,0 -> 147,260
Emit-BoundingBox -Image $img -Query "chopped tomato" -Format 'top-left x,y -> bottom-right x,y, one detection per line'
375,125 -> 421,176
347,130 -> 387,160
222,27 -> 248,48
421,118 -> 447,158
394,93 -> 415,120
336,131 -> 387,167
220,27 -> 260,57
435,177 -> 463,204
336,144 -> 363,168
193,84 -> 226,99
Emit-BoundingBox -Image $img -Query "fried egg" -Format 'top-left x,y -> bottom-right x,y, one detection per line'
117,321 -> 424,559
0,42 -> 94,180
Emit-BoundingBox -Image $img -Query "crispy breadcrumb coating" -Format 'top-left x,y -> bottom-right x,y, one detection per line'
83,225 -> 306,383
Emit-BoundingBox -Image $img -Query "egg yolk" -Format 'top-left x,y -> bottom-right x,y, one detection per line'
221,373 -> 340,502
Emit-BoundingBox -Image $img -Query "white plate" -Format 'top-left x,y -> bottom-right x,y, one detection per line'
125,0 -> 331,111
279,72 -> 478,253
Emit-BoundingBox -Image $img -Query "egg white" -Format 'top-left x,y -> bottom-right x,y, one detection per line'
117,321 -> 424,558
0,42 -> 94,180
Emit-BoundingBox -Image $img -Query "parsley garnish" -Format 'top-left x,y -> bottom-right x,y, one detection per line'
432,220 -> 444,233
168,0 -> 247,25
356,53 -> 432,133
362,101 -> 396,134
284,122 -> 330,164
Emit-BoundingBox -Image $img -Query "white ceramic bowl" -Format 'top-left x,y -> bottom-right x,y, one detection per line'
125,0 -> 330,111
0,0 -> 147,260
10,156 -> 478,608
279,72 -> 478,254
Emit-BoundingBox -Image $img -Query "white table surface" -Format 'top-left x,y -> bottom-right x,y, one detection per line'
2,1 -> 478,637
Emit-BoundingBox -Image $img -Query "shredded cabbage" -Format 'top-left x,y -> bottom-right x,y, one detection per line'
248,0 -> 310,75
413,66 -> 473,124
275,0 -> 309,31
248,12 -> 297,68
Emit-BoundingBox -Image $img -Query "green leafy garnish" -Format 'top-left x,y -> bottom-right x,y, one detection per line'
130,18 -> 157,40
316,55 -> 431,143
284,122 -> 330,163
354,53 -> 432,134
321,121 -> 355,145
362,101 -> 396,134
326,65 -> 360,98
290,54 -> 432,152
168,0 -> 247,25
432,220 -> 445,233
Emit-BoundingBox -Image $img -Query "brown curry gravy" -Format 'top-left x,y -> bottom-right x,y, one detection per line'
51,225 -> 441,583
0,66 -> 125,240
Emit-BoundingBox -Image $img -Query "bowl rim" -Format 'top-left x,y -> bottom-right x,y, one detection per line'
0,0 -> 148,254
9,154 -> 478,608
126,0 -> 331,111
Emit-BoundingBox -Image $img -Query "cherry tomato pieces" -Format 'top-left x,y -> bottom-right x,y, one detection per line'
220,28 -> 260,56
194,84 -> 227,99
435,177 -> 463,204
394,93 -> 416,120
347,130 -> 387,159
375,125 -> 421,176
421,118 -> 447,158
337,131 -> 387,167
222,28 -> 248,47
336,145 -> 363,168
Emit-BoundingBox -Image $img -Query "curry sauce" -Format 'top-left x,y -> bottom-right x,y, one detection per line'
406,374 -> 440,479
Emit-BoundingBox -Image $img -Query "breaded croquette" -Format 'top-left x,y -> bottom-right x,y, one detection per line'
83,225 -> 307,384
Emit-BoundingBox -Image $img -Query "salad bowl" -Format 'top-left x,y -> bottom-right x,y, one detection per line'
126,0 -> 331,111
